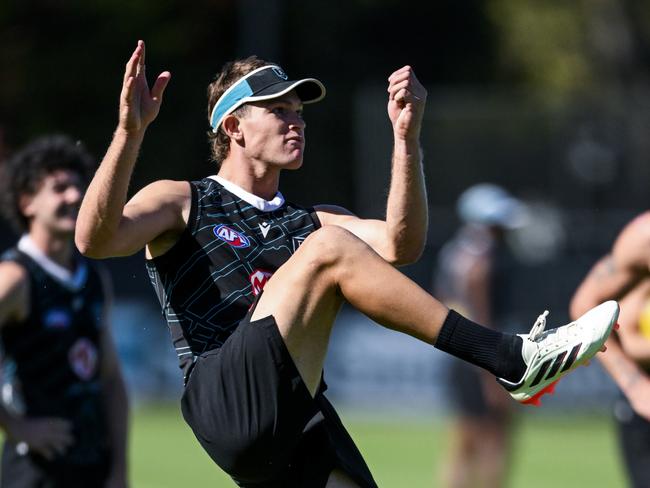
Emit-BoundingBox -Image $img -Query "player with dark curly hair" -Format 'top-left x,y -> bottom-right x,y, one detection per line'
0,135 -> 128,488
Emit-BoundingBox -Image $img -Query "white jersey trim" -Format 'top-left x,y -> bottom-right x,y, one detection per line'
17,235 -> 88,292
209,175 -> 285,212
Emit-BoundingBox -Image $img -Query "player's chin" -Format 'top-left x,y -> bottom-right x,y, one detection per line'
53,219 -> 77,236
283,156 -> 304,170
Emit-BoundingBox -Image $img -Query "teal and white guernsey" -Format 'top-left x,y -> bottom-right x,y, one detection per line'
146,176 -> 321,380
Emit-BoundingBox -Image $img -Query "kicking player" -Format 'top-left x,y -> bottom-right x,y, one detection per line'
0,135 -> 128,487
570,212 -> 650,488
76,40 -> 618,487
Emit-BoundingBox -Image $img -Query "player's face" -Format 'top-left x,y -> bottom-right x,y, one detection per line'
239,91 -> 306,170
22,169 -> 85,236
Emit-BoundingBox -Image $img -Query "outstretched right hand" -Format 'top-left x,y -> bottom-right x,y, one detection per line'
6,416 -> 74,460
119,40 -> 171,134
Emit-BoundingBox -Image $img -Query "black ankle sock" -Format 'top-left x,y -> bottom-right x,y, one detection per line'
435,309 -> 526,382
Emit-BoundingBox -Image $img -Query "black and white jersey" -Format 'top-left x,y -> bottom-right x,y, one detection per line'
0,240 -> 108,467
146,176 -> 321,378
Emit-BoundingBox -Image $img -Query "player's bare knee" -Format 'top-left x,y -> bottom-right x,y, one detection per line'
299,225 -> 364,269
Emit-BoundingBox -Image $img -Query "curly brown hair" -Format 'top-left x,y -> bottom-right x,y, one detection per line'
206,56 -> 274,167
0,134 -> 94,232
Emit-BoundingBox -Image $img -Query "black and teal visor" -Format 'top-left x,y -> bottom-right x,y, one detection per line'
209,65 -> 326,132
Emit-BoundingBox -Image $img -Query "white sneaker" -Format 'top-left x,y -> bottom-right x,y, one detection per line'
497,300 -> 619,406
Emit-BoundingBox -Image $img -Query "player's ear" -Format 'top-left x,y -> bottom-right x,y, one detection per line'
19,193 -> 36,219
222,114 -> 243,142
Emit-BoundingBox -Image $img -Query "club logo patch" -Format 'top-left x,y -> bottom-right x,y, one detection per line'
214,224 -> 250,248
272,66 -> 288,80
249,269 -> 273,296
68,338 -> 98,381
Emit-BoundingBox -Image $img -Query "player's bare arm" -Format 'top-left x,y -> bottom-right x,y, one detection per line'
0,261 -> 29,326
100,327 -> 129,488
93,267 -> 129,488
316,66 -> 427,265
570,213 -> 650,316
0,262 -> 74,459
570,212 -> 650,421
76,40 -> 175,258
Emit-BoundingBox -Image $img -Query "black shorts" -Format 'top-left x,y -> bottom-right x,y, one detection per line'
614,394 -> 650,488
180,312 -> 377,488
1,441 -> 109,488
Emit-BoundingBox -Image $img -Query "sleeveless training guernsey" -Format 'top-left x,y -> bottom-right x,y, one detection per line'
146,176 -> 321,379
0,245 -> 108,467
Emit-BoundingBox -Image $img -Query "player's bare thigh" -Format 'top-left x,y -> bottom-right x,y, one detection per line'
327,468 -> 361,487
250,226 -> 354,395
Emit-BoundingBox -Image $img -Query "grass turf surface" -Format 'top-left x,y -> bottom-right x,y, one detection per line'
131,404 -> 627,487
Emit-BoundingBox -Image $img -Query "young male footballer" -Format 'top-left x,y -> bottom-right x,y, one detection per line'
76,40 -> 618,487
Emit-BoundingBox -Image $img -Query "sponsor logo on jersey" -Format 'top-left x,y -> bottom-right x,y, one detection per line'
214,224 -> 250,248
249,269 -> 273,296
258,222 -> 271,238
43,308 -> 72,329
68,338 -> 98,381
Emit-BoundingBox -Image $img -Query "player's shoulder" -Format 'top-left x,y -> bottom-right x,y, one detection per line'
131,179 -> 192,215
613,211 -> 650,261
619,211 -> 650,241
142,179 -> 192,198
0,259 -> 29,283
0,259 -> 30,303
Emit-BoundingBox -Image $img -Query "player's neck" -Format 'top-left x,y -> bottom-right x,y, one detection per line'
217,160 -> 281,201
26,227 -> 76,271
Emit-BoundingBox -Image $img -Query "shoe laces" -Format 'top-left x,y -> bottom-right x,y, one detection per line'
529,310 -> 549,341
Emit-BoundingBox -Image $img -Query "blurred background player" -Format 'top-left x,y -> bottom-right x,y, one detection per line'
570,211 -> 650,488
434,183 -> 529,488
0,135 -> 129,487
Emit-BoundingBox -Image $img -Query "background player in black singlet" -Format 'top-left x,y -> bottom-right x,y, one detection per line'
0,135 -> 128,487
76,41 -> 617,487
434,184 -> 528,488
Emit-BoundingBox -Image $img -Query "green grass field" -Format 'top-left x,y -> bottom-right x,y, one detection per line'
131,404 -> 627,487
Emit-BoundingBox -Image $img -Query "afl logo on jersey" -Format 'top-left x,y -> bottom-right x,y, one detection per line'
43,308 -> 72,329
214,224 -> 251,248
250,269 -> 273,296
